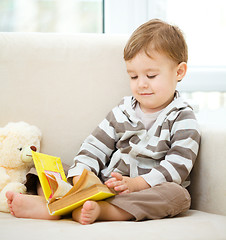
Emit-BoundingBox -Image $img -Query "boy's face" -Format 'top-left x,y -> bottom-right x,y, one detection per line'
126,51 -> 185,113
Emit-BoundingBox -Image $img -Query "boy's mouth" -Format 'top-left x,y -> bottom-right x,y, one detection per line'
140,93 -> 153,96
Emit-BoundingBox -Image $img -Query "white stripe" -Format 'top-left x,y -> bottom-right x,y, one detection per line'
120,129 -> 145,141
84,135 -> 113,156
166,154 -> 193,173
76,155 -> 100,172
113,106 -> 140,128
80,142 -> 106,160
172,119 -> 200,134
120,153 -> 131,164
141,149 -> 166,160
130,141 -> 167,160
139,129 -> 170,149
67,163 -> 91,178
99,119 -> 116,140
167,108 -> 193,121
145,134 -> 161,147
142,168 -> 166,187
172,138 -> 199,155
112,107 -> 128,123
158,129 -> 171,142
102,150 -> 122,176
161,160 -> 182,184
136,156 -> 160,169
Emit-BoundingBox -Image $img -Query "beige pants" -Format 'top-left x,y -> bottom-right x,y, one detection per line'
25,167 -> 190,221
106,182 -> 191,221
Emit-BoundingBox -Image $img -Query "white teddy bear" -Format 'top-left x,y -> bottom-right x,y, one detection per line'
0,121 -> 41,212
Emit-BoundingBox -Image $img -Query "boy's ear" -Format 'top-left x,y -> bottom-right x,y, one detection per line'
176,62 -> 187,82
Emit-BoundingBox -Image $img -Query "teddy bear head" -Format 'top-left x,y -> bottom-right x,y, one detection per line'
0,122 -> 41,169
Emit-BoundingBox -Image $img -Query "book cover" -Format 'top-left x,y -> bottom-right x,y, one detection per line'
48,183 -> 115,216
32,151 -> 70,202
32,152 -> 115,216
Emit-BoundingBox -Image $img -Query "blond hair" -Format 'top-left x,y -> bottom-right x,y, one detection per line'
124,19 -> 188,64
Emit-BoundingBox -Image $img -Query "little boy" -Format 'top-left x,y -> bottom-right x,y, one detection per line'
6,19 -> 201,224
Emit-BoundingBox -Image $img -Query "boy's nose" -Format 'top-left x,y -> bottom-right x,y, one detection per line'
138,77 -> 148,88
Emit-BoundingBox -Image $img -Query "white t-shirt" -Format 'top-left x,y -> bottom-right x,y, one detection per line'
135,103 -> 162,130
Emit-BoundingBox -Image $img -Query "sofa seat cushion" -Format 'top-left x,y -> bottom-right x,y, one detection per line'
1,210 -> 226,240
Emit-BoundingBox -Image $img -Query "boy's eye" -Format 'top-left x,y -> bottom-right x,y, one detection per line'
147,75 -> 157,79
130,76 -> 138,80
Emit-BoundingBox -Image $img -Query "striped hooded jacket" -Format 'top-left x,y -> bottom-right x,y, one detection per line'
68,91 -> 201,187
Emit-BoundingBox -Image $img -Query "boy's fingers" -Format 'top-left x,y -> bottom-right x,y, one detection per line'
114,184 -> 128,192
106,180 -> 122,188
111,172 -> 123,180
105,177 -> 117,185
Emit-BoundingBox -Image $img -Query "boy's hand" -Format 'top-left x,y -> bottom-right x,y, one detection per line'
105,172 -> 150,194
105,172 -> 131,194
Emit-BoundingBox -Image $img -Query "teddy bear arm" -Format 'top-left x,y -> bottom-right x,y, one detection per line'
0,182 -> 27,212
0,167 -> 10,189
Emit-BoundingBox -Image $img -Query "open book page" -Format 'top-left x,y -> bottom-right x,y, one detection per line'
62,169 -> 102,198
45,173 -> 72,203
46,169 -> 116,215
47,169 -> 103,203
48,184 -> 115,215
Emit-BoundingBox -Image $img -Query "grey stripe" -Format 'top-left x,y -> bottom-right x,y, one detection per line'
114,159 -> 130,176
167,146 -> 197,162
116,135 -> 140,153
154,125 -> 163,137
137,154 -> 165,161
171,129 -> 201,144
138,167 -> 152,175
167,110 -> 197,130
92,126 -> 115,150
107,110 -> 144,133
116,138 -> 130,150
146,140 -> 170,153
155,165 -> 173,182
154,121 -> 171,137
77,149 -> 108,173
129,135 -> 141,145
169,161 -> 189,182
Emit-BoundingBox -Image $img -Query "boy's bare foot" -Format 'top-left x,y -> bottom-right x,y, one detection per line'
72,200 -> 133,225
72,201 -> 100,225
6,191 -> 60,220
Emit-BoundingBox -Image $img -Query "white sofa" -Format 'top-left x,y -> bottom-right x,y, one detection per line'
0,33 -> 226,240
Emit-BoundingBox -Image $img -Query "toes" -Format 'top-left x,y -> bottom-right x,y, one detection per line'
10,211 -> 15,216
80,216 -> 90,225
5,191 -> 16,216
5,191 -> 15,202
80,201 -> 100,225
83,201 -> 95,211
72,201 -> 100,224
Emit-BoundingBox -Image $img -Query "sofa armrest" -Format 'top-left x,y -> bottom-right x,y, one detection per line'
189,122 -> 226,215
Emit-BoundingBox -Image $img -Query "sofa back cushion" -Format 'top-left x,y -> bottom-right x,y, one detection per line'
0,33 -> 130,165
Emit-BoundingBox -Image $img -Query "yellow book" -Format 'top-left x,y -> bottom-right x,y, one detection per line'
32,151 -> 115,216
